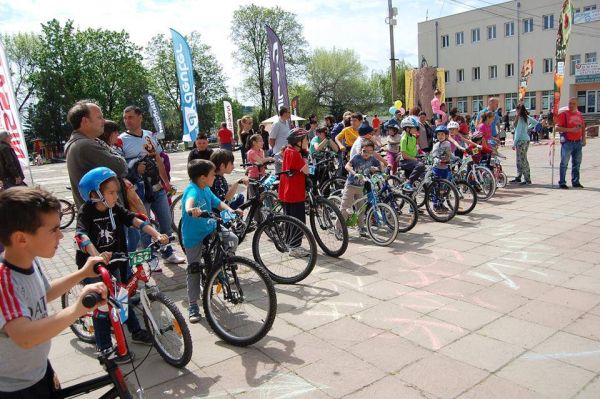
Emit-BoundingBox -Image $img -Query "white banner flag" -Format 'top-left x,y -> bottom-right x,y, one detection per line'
0,40 -> 31,184
223,101 -> 234,132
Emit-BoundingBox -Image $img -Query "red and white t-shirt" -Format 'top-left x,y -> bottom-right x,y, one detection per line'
556,110 -> 585,141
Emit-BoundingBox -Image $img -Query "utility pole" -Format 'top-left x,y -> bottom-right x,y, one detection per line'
386,0 -> 398,101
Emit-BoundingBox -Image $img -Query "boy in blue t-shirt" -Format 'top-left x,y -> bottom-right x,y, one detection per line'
181,159 -> 241,323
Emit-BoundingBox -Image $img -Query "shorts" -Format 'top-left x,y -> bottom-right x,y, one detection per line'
0,362 -> 61,399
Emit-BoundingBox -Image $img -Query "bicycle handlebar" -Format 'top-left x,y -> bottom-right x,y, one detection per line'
82,292 -> 101,308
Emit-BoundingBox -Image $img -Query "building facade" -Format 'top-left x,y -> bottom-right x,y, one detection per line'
418,0 -> 600,117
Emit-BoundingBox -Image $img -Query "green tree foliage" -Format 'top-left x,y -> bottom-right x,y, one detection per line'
230,4 -> 307,120
371,60 -> 412,110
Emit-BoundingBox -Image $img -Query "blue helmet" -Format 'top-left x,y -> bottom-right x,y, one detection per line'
78,167 -> 117,203
435,125 -> 449,134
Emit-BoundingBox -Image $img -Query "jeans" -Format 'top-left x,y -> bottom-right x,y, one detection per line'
127,189 -> 175,257
400,159 -> 426,183
432,167 -> 450,180
559,140 -> 583,185
220,143 -> 233,152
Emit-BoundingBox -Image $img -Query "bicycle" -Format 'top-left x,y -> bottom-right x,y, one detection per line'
187,210 -> 277,346
329,174 -> 399,246
457,149 -> 497,201
370,171 -> 419,233
62,239 -> 193,368
489,153 -> 508,188
59,197 -> 76,229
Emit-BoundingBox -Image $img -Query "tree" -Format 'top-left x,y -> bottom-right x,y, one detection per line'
230,5 -> 307,119
371,60 -> 412,109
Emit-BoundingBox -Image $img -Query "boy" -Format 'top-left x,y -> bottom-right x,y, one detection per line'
349,122 -> 388,167
181,159 -> 241,323
430,126 -> 454,181
340,140 -> 383,237
399,116 -> 426,191
0,187 -> 107,397
75,167 -> 169,358
209,149 -> 248,209
188,133 -> 214,162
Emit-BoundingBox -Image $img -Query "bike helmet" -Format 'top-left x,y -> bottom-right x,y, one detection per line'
358,121 -> 374,136
447,121 -> 460,130
435,125 -> 449,134
471,131 -> 484,142
287,127 -> 308,145
79,167 -> 117,203
400,116 -> 419,130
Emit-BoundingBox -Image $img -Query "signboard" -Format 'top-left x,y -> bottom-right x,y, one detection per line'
574,9 -> 600,24
575,62 -> 600,83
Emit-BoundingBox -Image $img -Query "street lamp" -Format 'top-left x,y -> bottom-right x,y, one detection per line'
386,1 -> 398,101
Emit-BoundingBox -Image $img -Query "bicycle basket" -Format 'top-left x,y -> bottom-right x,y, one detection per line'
129,248 -> 152,268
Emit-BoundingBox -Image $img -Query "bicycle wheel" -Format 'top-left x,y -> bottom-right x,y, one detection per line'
455,179 -> 478,215
497,171 -> 508,188
386,174 -> 405,191
309,196 -> 348,257
170,193 -> 183,233
320,177 -> 346,198
251,214 -> 317,284
62,283 -> 96,344
424,179 -> 459,223
469,166 -> 496,201
386,192 -> 419,233
203,256 -> 277,346
142,290 -> 192,368
59,199 -> 75,229
366,203 -> 399,246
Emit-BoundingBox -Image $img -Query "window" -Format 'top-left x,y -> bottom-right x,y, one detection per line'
489,65 -> 498,79
570,54 -> 581,75
487,25 -> 496,40
577,90 -> 600,113
472,67 -> 481,80
542,91 -> 554,111
584,5 -> 597,11
472,96 -> 484,113
471,28 -> 480,42
505,21 -> 515,37
574,7 -> 581,15
543,58 -> 554,73
457,97 -> 467,113
457,69 -> 465,82
446,98 -> 453,112
455,31 -> 464,45
524,91 -> 536,111
444,70 -> 450,83
441,35 -> 450,48
505,93 -> 518,111
543,15 -> 554,30
506,63 -> 515,77
578,91 -> 586,113
524,18 -> 534,33
586,52 -> 597,63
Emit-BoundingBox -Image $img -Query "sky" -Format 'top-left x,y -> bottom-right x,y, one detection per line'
0,0 -> 503,103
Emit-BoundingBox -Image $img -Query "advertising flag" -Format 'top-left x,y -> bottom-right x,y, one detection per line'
0,40 -> 31,183
518,59 -> 535,102
291,96 -> 299,116
144,93 -> 166,140
170,29 -> 199,142
265,25 -> 290,113
223,101 -> 234,132
553,0 -> 573,115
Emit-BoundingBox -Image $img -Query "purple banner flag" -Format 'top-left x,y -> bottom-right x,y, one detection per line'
265,25 -> 290,113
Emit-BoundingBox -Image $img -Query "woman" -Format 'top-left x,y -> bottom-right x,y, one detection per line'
237,115 -> 254,164
511,104 -> 537,185
258,124 -> 270,152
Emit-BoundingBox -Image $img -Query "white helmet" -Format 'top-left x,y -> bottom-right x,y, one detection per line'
400,116 -> 419,129
447,121 -> 460,130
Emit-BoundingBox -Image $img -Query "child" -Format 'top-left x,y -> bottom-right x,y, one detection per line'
246,134 -> 275,180
431,126 -> 454,181
278,128 -> 310,256
310,127 -> 339,186
209,149 -> 248,209
181,159 -> 241,323
349,122 -> 387,166
385,124 -> 401,174
340,140 -> 383,237
477,111 -> 495,150
399,116 -> 426,191
75,167 -> 169,357
0,187 -> 107,397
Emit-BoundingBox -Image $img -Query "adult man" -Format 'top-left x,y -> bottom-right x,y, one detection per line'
188,133 -> 213,162
417,111 -> 434,152
555,97 -> 586,189
269,107 -> 291,173
372,114 -> 381,130
65,100 -> 128,209
477,97 -> 501,139
0,131 -> 25,189
217,122 -> 233,151
119,105 -> 184,264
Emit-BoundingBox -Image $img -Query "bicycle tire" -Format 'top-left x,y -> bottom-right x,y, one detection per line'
59,199 -> 76,229
320,177 -> 346,198
62,283 -> 96,344
202,256 -> 277,346
309,196 -> 348,257
386,192 -> 419,233
251,214 -> 317,284
142,290 -> 193,368
366,203 -> 399,246
170,193 -> 183,233
424,179 -> 459,223
469,166 -> 496,201
497,171 -> 508,188
455,179 -> 478,215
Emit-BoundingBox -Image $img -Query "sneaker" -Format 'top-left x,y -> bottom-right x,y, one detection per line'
289,247 -> 310,258
402,182 -> 415,192
188,304 -> 201,324
148,256 -> 162,273
113,351 -> 135,364
163,252 -> 186,264
509,178 -> 521,183
559,184 -> 569,189
131,329 -> 153,346
359,227 -> 369,238
572,183 -> 584,188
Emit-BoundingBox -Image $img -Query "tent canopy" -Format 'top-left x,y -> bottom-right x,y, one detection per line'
261,114 -> 305,125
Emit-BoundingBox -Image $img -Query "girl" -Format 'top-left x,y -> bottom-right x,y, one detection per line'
477,112 -> 496,167
385,124 -> 401,174
237,115 -> 254,164
431,89 -> 446,125
246,134 -> 275,179
511,104 -> 536,185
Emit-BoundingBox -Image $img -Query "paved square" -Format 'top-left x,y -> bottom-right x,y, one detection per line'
36,137 -> 600,398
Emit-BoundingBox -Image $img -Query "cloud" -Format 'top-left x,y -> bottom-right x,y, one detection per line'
0,0 -> 503,104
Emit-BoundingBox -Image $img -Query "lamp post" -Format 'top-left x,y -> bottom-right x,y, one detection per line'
386,0 -> 398,101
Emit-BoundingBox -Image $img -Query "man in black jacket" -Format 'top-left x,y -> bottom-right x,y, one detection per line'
0,130 -> 25,189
